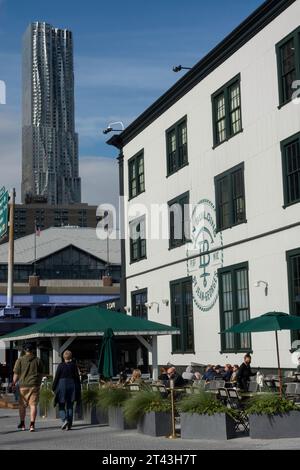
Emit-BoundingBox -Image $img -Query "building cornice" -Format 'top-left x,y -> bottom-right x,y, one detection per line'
107,0 -> 296,149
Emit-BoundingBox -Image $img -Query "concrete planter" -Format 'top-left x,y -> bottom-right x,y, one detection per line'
137,411 -> 172,437
81,405 -> 108,425
180,413 -> 236,440
249,411 -> 300,439
108,406 -> 136,430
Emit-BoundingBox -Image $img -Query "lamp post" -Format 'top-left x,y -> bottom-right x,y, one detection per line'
167,379 -> 179,439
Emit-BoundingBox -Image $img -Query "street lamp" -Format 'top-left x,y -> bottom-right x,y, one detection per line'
103,121 -> 125,134
172,65 -> 192,73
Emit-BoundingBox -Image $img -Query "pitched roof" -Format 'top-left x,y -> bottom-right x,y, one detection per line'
0,305 -> 179,340
0,227 -> 120,265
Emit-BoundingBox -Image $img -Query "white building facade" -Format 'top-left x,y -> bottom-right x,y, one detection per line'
109,0 -> 300,370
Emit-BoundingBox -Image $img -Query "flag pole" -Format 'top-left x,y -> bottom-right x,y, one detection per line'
33,219 -> 37,275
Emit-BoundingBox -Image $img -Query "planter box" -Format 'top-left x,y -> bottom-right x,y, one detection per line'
137,411 -> 172,437
108,406 -> 136,430
81,405 -> 108,425
249,411 -> 300,439
180,413 -> 236,440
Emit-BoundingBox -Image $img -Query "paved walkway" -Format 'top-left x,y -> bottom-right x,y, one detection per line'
0,409 -> 300,450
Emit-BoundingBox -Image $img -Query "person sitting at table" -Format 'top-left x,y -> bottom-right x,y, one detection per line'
202,365 -> 216,382
182,365 -> 195,382
193,371 -> 202,385
230,365 -> 239,386
221,364 -> 233,382
158,367 -> 169,383
237,354 -> 256,391
166,367 -> 185,388
126,368 -> 144,385
213,365 -> 224,379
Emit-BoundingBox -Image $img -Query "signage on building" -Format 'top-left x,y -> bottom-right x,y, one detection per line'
0,187 -> 9,239
186,199 -> 223,312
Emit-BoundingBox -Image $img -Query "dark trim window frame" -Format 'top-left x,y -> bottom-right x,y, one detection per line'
129,215 -> 147,263
281,132 -> 300,208
276,26 -> 300,108
214,162 -> 246,232
168,191 -> 190,249
170,276 -> 194,354
166,116 -> 188,176
212,74 -> 242,148
218,262 -> 252,354
131,288 -> 148,319
128,150 -> 145,200
286,248 -> 300,346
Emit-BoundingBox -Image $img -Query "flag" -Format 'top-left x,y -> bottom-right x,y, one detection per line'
35,224 -> 41,237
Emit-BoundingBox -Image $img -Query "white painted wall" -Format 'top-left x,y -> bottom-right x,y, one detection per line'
122,1 -> 300,370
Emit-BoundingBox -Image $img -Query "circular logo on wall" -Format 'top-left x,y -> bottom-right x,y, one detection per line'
186,199 -> 223,312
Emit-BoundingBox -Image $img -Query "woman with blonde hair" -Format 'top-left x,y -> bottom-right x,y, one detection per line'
127,368 -> 144,385
52,350 -> 81,430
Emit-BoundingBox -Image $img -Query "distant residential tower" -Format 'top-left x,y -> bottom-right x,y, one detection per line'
22,22 -> 81,205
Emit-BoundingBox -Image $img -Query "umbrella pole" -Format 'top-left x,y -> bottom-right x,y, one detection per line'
275,331 -> 283,398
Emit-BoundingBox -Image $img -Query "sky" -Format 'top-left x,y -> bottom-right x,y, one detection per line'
0,0 -> 264,206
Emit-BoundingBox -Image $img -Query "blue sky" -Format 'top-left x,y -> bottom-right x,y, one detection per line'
0,0 -> 263,204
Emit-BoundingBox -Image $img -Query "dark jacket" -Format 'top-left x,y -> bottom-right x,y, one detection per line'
237,362 -> 256,391
13,354 -> 43,387
52,361 -> 81,406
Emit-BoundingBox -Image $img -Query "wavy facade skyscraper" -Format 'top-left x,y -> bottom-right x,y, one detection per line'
22,22 -> 81,205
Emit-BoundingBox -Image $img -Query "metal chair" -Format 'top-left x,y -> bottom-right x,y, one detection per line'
226,388 -> 249,433
126,383 -> 141,392
248,381 -> 258,393
218,387 -> 228,405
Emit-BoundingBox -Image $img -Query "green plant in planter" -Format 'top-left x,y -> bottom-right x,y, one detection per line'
246,393 -> 299,415
81,386 -> 100,407
123,390 -> 171,424
178,391 -> 236,418
97,386 -> 130,410
39,387 -> 54,416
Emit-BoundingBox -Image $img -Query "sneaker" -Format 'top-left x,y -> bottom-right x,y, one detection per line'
17,423 -> 25,431
67,422 -> 72,430
29,424 -> 35,432
61,420 -> 68,430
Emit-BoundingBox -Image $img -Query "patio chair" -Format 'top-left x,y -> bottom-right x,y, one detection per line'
226,388 -> 249,433
126,383 -> 141,392
248,382 -> 258,393
264,379 -> 275,391
285,382 -> 297,397
218,387 -> 228,405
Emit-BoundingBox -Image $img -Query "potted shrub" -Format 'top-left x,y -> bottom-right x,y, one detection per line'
39,387 -> 56,419
98,386 -> 133,430
179,391 -> 237,440
246,394 -> 300,439
81,386 -> 108,425
123,390 -> 172,436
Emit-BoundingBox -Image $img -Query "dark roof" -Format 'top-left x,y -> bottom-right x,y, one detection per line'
108,0 -> 295,150
0,305 -> 179,340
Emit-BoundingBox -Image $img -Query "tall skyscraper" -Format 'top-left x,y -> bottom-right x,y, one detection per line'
22,22 -> 81,205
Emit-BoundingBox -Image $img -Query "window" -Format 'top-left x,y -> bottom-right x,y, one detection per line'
168,192 -> 190,249
287,248 -> 300,344
128,150 -> 145,199
129,216 -> 146,263
219,262 -> 251,353
132,289 -> 148,319
212,75 -> 242,146
166,117 -> 188,175
276,27 -> 300,107
170,277 -> 194,353
215,163 -> 246,231
281,132 -> 300,207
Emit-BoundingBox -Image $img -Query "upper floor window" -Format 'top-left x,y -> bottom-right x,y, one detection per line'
129,216 -> 146,263
128,150 -> 145,199
132,289 -> 148,319
276,27 -> 300,107
212,75 -> 242,147
281,132 -> 300,207
166,116 -> 188,176
168,192 -> 190,249
215,163 -> 246,231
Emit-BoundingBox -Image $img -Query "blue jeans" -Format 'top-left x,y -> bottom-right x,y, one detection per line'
59,402 -> 74,424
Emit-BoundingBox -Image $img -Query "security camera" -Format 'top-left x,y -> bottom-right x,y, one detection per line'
173,65 -> 182,72
144,302 -> 152,309
124,306 -> 131,313
162,299 -> 169,307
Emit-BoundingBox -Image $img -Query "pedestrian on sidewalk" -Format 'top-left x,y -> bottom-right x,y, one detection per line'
52,350 -> 81,430
12,343 -> 44,432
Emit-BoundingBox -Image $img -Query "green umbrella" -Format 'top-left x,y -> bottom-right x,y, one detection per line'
98,327 -> 118,379
223,312 -> 300,397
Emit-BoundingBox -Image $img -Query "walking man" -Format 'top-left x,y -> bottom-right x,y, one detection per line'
12,343 -> 44,432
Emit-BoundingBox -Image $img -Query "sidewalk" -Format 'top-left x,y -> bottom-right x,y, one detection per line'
0,408 -> 299,450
